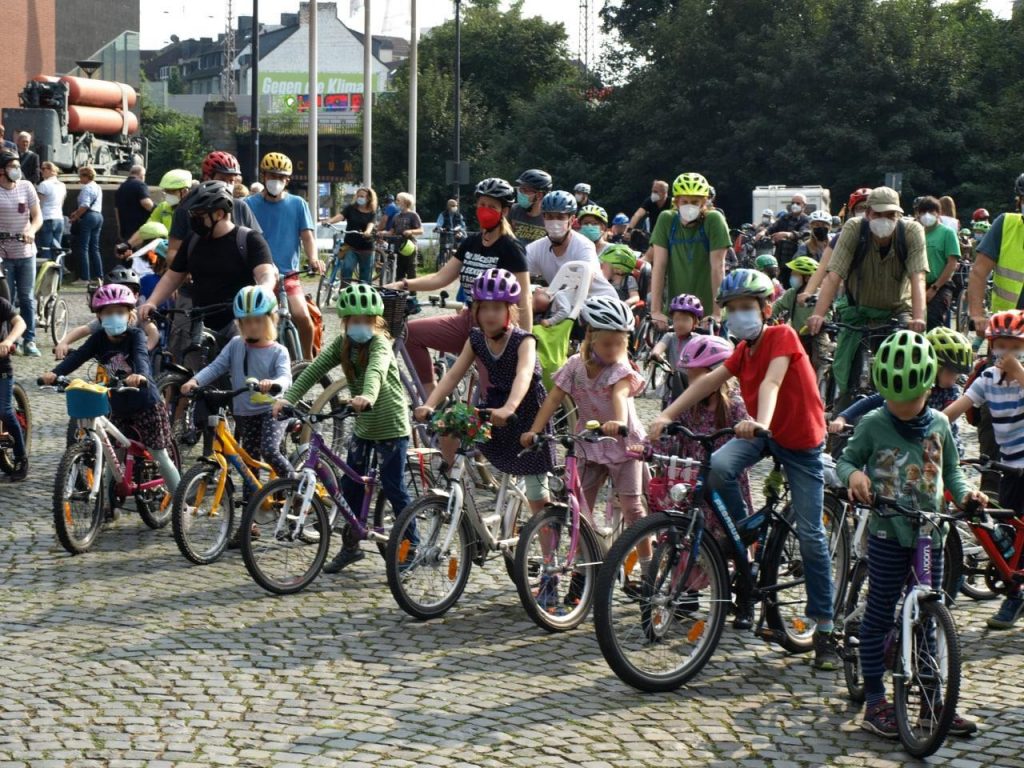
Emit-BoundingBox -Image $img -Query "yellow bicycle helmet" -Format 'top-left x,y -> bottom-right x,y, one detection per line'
672,172 -> 711,198
786,256 -> 819,276
158,169 -> 192,191
260,152 -> 293,175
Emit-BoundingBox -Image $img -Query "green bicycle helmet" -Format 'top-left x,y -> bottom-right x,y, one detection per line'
972,220 -> 991,234
716,268 -> 775,306
578,203 -> 608,224
755,254 -> 778,271
672,172 -> 711,198
337,283 -> 384,318
136,220 -> 169,242
599,243 -> 637,273
925,327 -> 974,374
786,256 -> 819,276
873,330 -> 937,402
159,168 -> 192,191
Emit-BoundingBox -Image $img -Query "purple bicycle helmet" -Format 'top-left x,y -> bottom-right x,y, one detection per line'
472,268 -> 522,304
669,293 -> 704,320
679,335 -> 734,369
91,283 -> 137,311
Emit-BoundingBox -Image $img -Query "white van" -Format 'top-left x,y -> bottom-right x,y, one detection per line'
752,185 -> 831,224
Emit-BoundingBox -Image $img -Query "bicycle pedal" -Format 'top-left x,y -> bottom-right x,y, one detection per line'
754,626 -> 781,642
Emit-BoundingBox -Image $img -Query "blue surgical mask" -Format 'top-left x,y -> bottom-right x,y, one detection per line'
355,196 -> 367,206
101,314 -> 129,336
346,323 -> 374,344
580,224 -> 602,242
516,191 -> 532,209
789,275 -> 803,290
726,308 -> 764,341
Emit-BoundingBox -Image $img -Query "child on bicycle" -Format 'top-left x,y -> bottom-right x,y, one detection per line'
180,286 -> 293,480
836,330 -> 986,739
772,256 -> 824,357
943,310 -> 1024,629
754,254 -> 784,301
0,296 -> 28,480
274,283 -> 411,574
650,293 -> 704,407
416,268 -> 555,516
649,268 -> 837,670
598,244 -> 640,307
42,284 -> 180,493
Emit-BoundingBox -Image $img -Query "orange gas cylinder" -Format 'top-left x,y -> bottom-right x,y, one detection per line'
60,76 -> 138,109
32,75 -> 60,84
67,106 -> 139,135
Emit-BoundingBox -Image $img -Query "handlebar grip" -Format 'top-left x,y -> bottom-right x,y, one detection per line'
617,425 -> 628,437
753,428 -> 772,439
36,376 -> 47,386
269,383 -> 282,396
504,413 -> 517,427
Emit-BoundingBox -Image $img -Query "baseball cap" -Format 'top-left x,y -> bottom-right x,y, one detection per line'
866,186 -> 903,214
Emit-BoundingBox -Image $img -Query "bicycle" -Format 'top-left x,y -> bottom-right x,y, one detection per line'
42,374 -> 180,555
384,405 -> 532,619
513,421 -> 615,632
34,244 -> 70,345
373,234 -> 399,287
277,269 -> 318,363
316,222 -> 348,309
592,423 -> 850,692
835,490 -> 964,758
170,380 -> 286,565
434,227 -> 465,272
0,375 -> 30,475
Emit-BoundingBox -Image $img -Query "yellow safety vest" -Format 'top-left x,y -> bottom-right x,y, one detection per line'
992,213 -> 1024,311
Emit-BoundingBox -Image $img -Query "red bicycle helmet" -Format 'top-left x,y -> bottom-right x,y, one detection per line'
847,187 -> 872,213
972,207 -> 990,222
202,150 -> 242,180
986,310 -> 1024,341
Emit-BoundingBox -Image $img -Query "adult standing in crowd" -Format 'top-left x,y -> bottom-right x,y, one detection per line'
627,179 -> 671,235
67,165 -> 104,284
435,198 -> 466,252
939,195 -> 960,232
508,168 -> 552,245
114,165 -> 154,240
36,161 -> 66,262
970,173 -> 1024,335
380,192 -> 423,287
0,151 -> 42,355
0,125 -> 15,153
767,192 -> 810,283
915,196 -> 961,330
321,186 -> 378,284
16,133 -> 40,186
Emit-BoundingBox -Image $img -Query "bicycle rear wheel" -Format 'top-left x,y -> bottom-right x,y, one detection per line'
841,559 -> 868,703
316,259 -> 340,309
240,478 -> 332,595
172,461 -> 235,565
50,297 -> 69,345
893,598 -> 961,758
52,442 -> 103,555
134,439 -> 179,529
0,383 -> 31,474
593,512 -> 729,692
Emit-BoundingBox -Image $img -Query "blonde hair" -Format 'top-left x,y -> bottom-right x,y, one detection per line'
233,182 -> 249,199
580,327 -> 629,373
79,166 -> 96,181
396,191 -> 415,210
340,316 -> 391,384
472,301 -> 520,330
939,196 -> 957,219
236,313 -> 278,342
356,187 -> 378,211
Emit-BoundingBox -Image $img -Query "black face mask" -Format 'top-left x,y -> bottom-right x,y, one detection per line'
812,227 -> 829,241
191,214 -> 215,238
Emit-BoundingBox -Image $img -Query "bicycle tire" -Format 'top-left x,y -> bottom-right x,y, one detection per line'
289,367 -> 350,456
171,461 -> 235,565
50,298 -> 69,346
957,523 -> 997,601
240,477 -> 332,595
760,493 -> 850,653
316,270 -> 336,310
593,512 -> 729,692
52,441 -> 103,555
893,598 -> 960,758
941,524 -> 964,606
841,559 -> 868,703
158,371 -> 203,468
385,494 -> 474,620
281,321 -> 303,363
513,505 -> 603,633
134,439 -> 180,529
0,383 -> 31,474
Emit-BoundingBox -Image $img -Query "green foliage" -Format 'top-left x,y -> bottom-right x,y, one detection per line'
141,103 -> 209,182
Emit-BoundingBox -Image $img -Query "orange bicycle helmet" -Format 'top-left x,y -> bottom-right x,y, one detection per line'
986,310 -> 1024,340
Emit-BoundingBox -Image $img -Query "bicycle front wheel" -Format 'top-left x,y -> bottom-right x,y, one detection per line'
172,462 -> 235,565
385,495 -> 474,620
240,478 -> 332,595
50,297 -> 69,345
52,442 -> 103,555
893,598 -> 961,758
593,512 -> 729,692
514,505 -> 603,632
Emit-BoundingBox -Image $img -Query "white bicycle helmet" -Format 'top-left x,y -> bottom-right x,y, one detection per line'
808,209 -> 832,224
580,296 -> 634,332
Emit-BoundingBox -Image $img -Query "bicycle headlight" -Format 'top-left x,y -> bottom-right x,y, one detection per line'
669,483 -> 691,504
547,474 -> 566,495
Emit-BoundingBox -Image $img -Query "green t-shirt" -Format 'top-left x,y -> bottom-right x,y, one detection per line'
650,209 -> 731,310
771,286 -> 814,332
923,223 -> 961,285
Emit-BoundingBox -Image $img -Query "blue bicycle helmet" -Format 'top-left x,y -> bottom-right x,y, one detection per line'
233,285 -> 276,318
715,268 -> 774,306
541,190 -> 577,215
612,213 -> 629,226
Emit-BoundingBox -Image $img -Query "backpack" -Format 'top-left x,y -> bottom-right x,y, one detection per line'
846,218 -> 908,306
306,293 -> 323,356
185,225 -> 250,262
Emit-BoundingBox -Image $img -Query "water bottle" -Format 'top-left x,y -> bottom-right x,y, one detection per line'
992,524 -> 1016,562
765,467 -> 785,502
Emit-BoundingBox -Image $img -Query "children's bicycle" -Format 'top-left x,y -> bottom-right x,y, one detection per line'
592,424 -> 850,692
0,376 -> 30,475
170,381 -> 286,565
34,244 -> 70,345
42,375 -> 180,555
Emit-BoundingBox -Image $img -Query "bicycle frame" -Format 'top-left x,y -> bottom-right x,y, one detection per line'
201,413 -> 274,511
962,512 -> 1024,588
77,415 -> 162,500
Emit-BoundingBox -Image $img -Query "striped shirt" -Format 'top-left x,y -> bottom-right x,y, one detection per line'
0,180 -> 39,260
966,367 -> 1024,466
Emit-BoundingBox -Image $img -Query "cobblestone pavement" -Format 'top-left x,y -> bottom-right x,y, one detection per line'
1,282 -> 1023,767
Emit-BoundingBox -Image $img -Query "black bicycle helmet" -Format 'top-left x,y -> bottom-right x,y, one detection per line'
104,266 -> 141,292
515,169 -> 552,191
0,150 -> 18,168
1015,173 -> 1024,198
474,177 -> 515,205
188,180 -> 233,213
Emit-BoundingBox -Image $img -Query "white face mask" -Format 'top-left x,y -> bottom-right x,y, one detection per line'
919,213 -> 937,228
869,217 -> 897,238
651,192 -> 662,203
574,193 -> 585,203
678,204 -> 701,224
789,203 -> 803,214
5,167 -> 22,182
266,179 -> 286,197
163,192 -> 179,206
545,220 -> 569,240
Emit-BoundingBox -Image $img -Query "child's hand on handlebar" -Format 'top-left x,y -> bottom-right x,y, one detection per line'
180,379 -> 198,396
648,415 -> 672,441
520,431 -> 537,449
734,419 -> 767,440
257,379 -> 278,394
413,405 -> 433,423
124,374 -> 147,388
489,406 -> 514,426
40,371 -> 57,386
350,395 -> 372,412
271,399 -> 288,418
828,416 -> 847,434
847,470 -> 873,504
0,341 -> 12,357
601,420 -> 626,437
962,489 -> 989,508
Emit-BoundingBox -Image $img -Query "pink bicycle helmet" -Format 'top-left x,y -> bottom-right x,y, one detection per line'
669,293 -> 704,319
91,283 -> 137,311
680,334 -> 734,369
472,268 -> 522,304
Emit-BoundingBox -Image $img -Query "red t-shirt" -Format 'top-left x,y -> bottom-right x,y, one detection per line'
723,324 -> 825,451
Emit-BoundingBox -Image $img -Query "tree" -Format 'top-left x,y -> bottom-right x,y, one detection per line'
141,102 -> 208,183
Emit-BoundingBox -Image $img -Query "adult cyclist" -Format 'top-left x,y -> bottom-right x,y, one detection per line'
509,168 -> 552,245
969,173 -> 1024,337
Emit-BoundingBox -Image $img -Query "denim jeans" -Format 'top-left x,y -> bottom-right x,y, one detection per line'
0,374 -> 26,460
77,210 -> 103,281
708,435 -> 834,621
37,218 -> 64,261
342,249 -> 373,284
3,257 -> 35,342
341,435 -> 416,545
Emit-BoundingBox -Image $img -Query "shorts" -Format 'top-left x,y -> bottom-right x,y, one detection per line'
524,474 -> 549,502
282,272 -> 303,297
580,456 -> 644,498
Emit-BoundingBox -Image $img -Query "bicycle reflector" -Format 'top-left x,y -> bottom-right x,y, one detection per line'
65,379 -> 110,419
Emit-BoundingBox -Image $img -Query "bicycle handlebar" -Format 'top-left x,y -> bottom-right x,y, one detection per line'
149,302 -> 233,322
188,381 -> 283,401
961,455 -> 1024,478
37,373 -> 140,394
276,401 -> 367,424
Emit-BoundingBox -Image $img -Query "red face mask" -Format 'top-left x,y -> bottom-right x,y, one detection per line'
476,205 -> 502,231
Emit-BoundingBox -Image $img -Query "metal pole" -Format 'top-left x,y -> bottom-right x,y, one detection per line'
408,0 -> 417,201
363,0 -> 372,189
308,0 -> 318,218
250,0 -> 260,178
453,0 -> 461,203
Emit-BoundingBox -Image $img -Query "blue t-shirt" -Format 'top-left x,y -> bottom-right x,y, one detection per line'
245,193 -> 314,274
383,202 -> 400,224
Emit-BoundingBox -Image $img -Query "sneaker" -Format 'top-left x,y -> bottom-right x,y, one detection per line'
861,700 -> 899,739
564,571 -> 584,607
919,709 -> 979,738
812,630 -> 839,671
732,598 -> 755,630
22,341 -> 40,357
987,596 -> 1024,629
535,574 -> 559,611
6,457 -> 27,482
323,546 -> 365,574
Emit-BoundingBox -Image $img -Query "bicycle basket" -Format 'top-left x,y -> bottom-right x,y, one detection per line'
647,454 -> 699,513
380,288 -> 409,340
65,379 -> 110,419
430,403 -> 491,445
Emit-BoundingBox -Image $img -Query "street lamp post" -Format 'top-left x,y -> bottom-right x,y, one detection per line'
453,0 -> 461,203
250,0 -> 260,178
308,0 -> 318,219
408,0 -> 418,201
